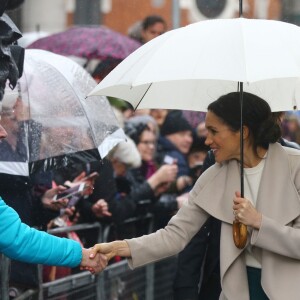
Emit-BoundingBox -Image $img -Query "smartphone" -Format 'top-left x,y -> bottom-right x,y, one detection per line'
52,183 -> 86,201
163,155 -> 176,165
82,171 -> 99,181
67,193 -> 83,207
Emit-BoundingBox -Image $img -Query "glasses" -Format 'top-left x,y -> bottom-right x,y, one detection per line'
139,140 -> 156,146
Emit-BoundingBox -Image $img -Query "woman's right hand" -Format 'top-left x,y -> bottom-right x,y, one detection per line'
89,241 -> 131,261
90,243 -> 116,261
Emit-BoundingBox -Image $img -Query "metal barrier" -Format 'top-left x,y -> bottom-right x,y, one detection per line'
1,254 -> 10,300
33,256 -> 177,300
2,214 -> 178,300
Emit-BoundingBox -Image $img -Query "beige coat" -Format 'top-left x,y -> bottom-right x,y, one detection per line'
126,143 -> 300,300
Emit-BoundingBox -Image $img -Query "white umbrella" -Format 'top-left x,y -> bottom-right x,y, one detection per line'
0,49 -> 125,176
88,17 -> 300,249
88,18 -> 300,112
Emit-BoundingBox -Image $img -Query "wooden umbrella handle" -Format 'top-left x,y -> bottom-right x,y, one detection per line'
233,220 -> 247,249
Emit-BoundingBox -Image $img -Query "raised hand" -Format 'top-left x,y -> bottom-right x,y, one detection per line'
148,164 -> 178,190
42,186 -> 68,210
91,199 -> 112,218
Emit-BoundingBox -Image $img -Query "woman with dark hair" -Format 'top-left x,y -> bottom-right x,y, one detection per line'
124,122 -> 180,226
128,15 -> 167,44
90,92 -> 300,299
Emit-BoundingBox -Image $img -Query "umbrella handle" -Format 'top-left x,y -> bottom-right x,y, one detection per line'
233,220 -> 247,249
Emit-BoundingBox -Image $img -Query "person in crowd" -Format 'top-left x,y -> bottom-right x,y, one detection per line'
108,136 -> 147,238
281,112 -> 300,145
197,120 -> 208,138
0,190 -> 105,272
182,111 -> 207,130
0,92 -> 80,291
187,135 -> 210,181
52,159 -> 119,248
126,114 -> 158,136
125,121 -> 178,188
128,15 -> 167,44
150,109 -> 169,129
157,110 -> 193,180
0,0 -> 106,280
92,58 -> 122,83
90,92 -> 300,300
0,118 -> 107,278
0,125 -> 106,273
125,121 -> 192,229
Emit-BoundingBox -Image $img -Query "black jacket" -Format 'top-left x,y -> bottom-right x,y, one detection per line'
173,150 -> 220,300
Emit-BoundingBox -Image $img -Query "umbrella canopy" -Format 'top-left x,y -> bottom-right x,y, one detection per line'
88,18 -> 300,112
18,31 -> 49,48
27,26 -> 141,61
0,49 -> 125,176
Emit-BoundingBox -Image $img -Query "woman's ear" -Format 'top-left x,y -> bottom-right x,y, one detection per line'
242,126 -> 250,140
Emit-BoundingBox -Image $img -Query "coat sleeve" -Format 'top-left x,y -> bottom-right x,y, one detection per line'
251,215 -> 300,260
125,191 -> 210,269
251,151 -> 300,259
0,197 -> 82,267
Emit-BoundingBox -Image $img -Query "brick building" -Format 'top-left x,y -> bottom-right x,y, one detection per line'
13,0 -> 289,35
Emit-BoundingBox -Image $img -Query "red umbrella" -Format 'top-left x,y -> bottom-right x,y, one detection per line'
27,25 -> 141,61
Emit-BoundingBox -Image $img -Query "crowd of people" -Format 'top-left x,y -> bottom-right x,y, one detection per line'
2,2 -> 300,300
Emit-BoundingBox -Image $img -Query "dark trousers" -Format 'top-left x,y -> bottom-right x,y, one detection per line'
247,267 -> 269,300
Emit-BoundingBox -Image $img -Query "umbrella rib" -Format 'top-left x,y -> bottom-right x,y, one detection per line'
134,83 -> 152,110
18,80 -> 31,163
131,30 -> 177,84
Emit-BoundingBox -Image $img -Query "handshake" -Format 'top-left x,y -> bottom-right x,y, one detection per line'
80,241 -> 130,274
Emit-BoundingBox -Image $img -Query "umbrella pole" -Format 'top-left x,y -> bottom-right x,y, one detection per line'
239,82 -> 244,197
233,82 -> 247,250
239,0 -> 243,17
235,1 -> 247,250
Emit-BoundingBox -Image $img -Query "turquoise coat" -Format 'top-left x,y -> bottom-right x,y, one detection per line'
0,197 -> 82,267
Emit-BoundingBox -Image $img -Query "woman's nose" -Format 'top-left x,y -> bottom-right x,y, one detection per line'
205,135 -> 211,146
0,125 -> 7,139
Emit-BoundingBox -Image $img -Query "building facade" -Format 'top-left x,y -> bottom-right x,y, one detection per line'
10,0 -> 297,36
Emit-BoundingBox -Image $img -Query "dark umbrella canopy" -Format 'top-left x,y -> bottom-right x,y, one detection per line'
27,26 -> 141,61
0,13 -> 23,101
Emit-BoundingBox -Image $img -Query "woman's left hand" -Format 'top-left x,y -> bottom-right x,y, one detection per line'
233,191 -> 262,229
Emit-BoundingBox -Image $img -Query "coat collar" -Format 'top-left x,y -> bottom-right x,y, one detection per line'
193,143 -> 300,225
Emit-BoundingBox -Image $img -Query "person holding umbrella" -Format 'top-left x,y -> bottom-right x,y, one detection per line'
90,91 -> 300,299
172,111 -> 300,300
0,0 -> 107,275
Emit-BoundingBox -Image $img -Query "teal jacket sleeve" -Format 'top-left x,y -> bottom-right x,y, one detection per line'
0,197 -> 82,267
